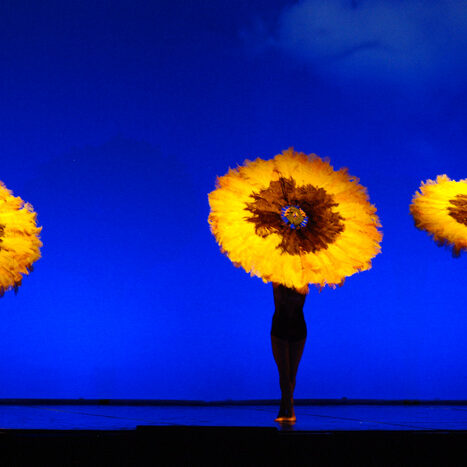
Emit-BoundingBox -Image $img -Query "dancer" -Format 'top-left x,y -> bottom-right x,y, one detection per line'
271,283 -> 307,422
208,149 -> 382,421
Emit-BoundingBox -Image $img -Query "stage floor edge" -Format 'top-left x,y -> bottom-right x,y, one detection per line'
1,403 -> 467,465
1,403 -> 467,431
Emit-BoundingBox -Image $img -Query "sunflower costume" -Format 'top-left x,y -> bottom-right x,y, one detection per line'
410,175 -> 467,256
208,149 -> 382,293
0,181 -> 42,295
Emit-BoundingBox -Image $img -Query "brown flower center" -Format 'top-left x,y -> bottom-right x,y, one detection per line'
448,194 -> 467,226
245,177 -> 345,255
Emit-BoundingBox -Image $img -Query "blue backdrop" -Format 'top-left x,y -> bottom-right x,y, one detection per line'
0,0 -> 465,400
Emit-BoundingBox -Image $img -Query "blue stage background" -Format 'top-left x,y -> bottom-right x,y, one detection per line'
0,0 -> 465,400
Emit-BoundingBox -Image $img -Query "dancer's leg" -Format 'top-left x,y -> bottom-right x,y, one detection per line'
289,338 -> 306,396
271,335 -> 294,421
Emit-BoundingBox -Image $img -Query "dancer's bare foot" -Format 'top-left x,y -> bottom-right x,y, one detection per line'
274,399 -> 287,421
274,398 -> 296,423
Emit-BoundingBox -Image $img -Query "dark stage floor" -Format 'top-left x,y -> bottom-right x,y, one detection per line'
2,403 -> 467,430
1,403 -> 467,466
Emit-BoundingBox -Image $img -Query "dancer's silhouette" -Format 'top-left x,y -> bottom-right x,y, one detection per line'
271,283 -> 307,423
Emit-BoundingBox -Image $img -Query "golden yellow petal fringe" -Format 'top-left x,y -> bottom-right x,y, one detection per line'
410,175 -> 467,256
0,181 -> 42,295
208,148 -> 382,293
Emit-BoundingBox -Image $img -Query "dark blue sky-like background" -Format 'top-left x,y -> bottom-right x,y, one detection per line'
0,0 -> 465,400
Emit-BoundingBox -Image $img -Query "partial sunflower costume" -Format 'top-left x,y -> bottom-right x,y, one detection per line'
410,175 -> 467,257
208,149 -> 382,293
0,181 -> 42,295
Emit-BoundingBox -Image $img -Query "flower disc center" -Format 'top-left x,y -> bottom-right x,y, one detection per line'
281,205 -> 308,229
